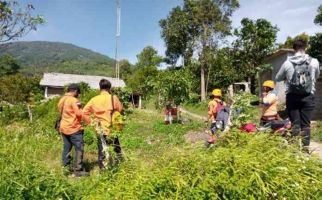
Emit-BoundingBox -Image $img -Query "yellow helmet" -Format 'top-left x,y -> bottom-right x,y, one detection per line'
263,80 -> 275,89
212,89 -> 222,97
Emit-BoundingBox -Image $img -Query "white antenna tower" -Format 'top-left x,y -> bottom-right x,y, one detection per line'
115,0 -> 121,80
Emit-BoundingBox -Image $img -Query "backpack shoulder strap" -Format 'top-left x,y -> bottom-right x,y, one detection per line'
111,94 -> 115,113
110,94 -> 115,126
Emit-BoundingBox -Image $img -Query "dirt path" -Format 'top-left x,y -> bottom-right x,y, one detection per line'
310,141 -> 322,159
180,108 -> 207,121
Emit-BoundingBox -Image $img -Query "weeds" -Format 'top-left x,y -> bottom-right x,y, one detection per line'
1,97 -> 322,199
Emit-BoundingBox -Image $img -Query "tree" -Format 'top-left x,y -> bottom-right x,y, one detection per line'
127,46 -> 162,98
0,74 -> 42,104
135,46 -> 163,69
154,69 -> 192,107
160,0 -> 239,101
0,74 -> 42,121
233,18 -> 278,93
308,33 -> 322,63
0,54 -> 20,76
207,48 -> 240,89
0,0 -> 45,42
314,5 -> 322,26
279,33 -> 309,49
159,7 -> 193,65
119,59 -> 132,81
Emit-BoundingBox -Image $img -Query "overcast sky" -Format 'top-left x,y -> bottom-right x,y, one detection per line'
20,0 -> 321,63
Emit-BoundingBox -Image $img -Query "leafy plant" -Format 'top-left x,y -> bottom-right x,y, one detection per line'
231,92 -> 259,127
154,69 -> 193,107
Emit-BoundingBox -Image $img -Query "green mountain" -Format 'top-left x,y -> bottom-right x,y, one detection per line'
0,41 -> 116,76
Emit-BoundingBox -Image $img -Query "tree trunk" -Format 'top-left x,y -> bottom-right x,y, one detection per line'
201,65 -> 206,101
250,75 -> 256,94
205,66 -> 211,96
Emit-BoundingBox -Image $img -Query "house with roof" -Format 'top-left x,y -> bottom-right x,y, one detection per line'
260,49 -> 322,119
40,73 -> 142,108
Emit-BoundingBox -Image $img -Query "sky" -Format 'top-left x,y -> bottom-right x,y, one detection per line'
20,0 -> 321,64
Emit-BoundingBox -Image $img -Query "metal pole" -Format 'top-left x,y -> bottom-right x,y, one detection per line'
115,0 -> 121,80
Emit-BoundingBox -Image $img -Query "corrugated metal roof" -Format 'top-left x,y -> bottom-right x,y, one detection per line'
40,73 -> 126,89
265,48 -> 294,61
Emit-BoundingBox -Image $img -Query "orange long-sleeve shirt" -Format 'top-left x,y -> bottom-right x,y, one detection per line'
57,93 -> 83,135
83,91 -> 122,135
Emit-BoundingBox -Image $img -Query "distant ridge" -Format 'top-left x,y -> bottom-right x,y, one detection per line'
0,41 -> 115,76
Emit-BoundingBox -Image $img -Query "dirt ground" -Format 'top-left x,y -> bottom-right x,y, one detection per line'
310,141 -> 322,159
184,131 -> 209,144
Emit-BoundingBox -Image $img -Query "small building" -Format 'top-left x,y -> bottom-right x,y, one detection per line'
227,82 -> 251,97
40,73 -> 142,108
260,49 -> 322,120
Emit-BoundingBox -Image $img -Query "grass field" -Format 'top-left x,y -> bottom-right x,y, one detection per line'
1,103 -> 322,199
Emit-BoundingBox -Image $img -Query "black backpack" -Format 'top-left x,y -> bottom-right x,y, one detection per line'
289,57 -> 313,95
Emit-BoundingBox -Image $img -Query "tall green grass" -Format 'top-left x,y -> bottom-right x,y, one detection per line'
76,132 -> 322,199
1,98 -> 322,199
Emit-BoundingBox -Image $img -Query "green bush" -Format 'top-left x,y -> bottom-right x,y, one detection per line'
0,161 -> 75,199
76,131 -> 322,199
0,127 -> 75,199
0,103 -> 29,125
231,92 -> 260,126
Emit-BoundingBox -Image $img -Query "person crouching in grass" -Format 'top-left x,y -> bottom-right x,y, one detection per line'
260,80 -> 279,126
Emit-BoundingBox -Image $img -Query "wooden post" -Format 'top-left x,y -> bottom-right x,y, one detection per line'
45,86 -> 48,98
27,104 -> 32,122
228,84 -> 234,98
138,95 -> 142,109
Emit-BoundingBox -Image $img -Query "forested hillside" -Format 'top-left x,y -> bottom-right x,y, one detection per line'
0,41 -> 116,76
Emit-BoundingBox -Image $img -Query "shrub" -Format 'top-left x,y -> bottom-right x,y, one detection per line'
76,131 -> 322,199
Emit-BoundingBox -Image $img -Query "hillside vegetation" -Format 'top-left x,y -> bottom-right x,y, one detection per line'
0,41 -> 116,76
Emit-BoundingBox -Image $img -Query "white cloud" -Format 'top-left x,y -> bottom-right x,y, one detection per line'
296,26 -> 321,36
281,6 -> 312,16
232,0 -> 322,43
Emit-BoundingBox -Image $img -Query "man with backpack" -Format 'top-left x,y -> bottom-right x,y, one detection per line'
82,79 -> 123,170
57,84 -> 88,177
276,39 -> 320,149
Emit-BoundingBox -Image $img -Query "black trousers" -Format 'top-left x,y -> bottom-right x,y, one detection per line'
97,136 -> 123,169
62,130 -> 84,171
286,93 -> 315,146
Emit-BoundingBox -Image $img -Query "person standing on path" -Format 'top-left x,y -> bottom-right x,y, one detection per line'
207,89 -> 226,144
275,39 -> 320,149
58,84 -> 88,177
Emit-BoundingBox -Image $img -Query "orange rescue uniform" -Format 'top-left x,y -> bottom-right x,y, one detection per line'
208,98 -> 224,122
83,91 -> 122,135
57,93 -> 83,135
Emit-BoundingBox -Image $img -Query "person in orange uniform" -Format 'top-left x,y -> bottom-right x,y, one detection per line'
260,80 -> 279,126
58,84 -> 88,177
83,79 -> 123,170
207,89 -> 225,143
208,89 -> 225,125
